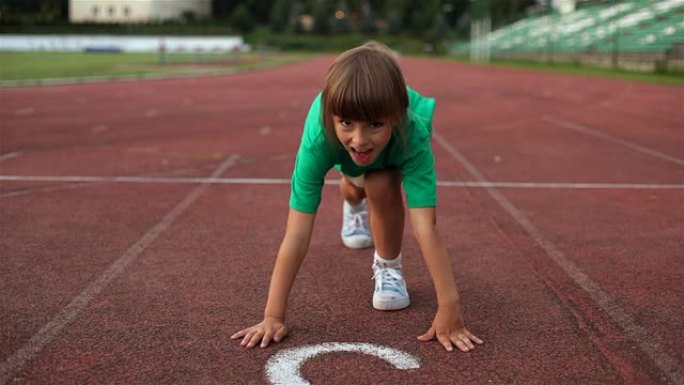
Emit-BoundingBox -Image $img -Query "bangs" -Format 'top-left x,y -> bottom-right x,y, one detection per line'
329,71 -> 406,124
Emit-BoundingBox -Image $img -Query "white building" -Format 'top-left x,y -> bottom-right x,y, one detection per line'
69,0 -> 212,23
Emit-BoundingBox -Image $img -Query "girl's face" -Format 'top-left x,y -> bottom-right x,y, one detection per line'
333,115 -> 392,166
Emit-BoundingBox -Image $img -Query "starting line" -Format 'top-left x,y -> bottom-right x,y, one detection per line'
265,342 -> 420,385
1,175 -> 682,190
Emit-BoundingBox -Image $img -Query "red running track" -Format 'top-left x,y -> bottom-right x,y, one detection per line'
1,56 -> 683,385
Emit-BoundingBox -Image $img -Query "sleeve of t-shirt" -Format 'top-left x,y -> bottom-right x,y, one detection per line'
289,94 -> 334,214
401,138 -> 437,208
401,91 -> 437,208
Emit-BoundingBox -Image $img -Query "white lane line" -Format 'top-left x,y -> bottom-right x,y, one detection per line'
544,116 -> 684,167
0,165 -> 218,199
0,152 -> 22,163
1,175 -> 682,190
0,155 -> 239,385
437,181 -> 684,189
90,125 -> 108,135
15,108 -> 34,116
0,175 -> 291,185
265,343 -> 420,385
433,132 -> 684,385
0,182 -> 94,198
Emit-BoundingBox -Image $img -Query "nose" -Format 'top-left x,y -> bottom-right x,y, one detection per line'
350,130 -> 369,148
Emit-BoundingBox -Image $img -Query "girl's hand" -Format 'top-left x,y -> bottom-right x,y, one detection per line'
231,317 -> 288,348
417,304 -> 483,352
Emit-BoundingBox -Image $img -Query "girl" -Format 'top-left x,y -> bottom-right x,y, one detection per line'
231,41 -> 483,353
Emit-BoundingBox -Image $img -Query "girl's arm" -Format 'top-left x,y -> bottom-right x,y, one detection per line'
409,207 -> 483,352
232,208 -> 316,348
264,208 -> 316,320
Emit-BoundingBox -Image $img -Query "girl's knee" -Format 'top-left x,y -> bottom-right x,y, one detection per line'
340,176 -> 366,203
365,169 -> 402,203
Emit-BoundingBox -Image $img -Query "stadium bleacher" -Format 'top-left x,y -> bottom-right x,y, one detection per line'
453,0 -> 684,72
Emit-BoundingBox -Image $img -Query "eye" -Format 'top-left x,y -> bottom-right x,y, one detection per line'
339,119 -> 353,128
369,121 -> 385,129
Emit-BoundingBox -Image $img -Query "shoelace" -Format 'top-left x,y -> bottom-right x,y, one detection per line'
346,210 -> 367,232
372,265 -> 404,293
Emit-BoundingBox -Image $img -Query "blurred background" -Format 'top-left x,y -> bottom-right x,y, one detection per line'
0,0 -> 683,84
1,5 -> 682,383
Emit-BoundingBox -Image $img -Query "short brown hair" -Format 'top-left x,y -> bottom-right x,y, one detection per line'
321,41 -> 408,145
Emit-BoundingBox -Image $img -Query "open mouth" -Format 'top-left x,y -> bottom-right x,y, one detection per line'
350,148 -> 373,164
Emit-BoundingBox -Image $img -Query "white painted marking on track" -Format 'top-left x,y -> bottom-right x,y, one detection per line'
0,155 -> 239,385
90,125 -> 108,135
0,165 -> 221,198
0,175 -> 290,185
433,132 -> 684,385
265,342 -> 420,385
544,116 -> 684,167
438,181 -> 684,189
0,175 -> 682,190
15,108 -> 34,116
260,126 -> 272,135
0,152 -> 22,163
0,182 -> 94,198
145,109 -> 159,118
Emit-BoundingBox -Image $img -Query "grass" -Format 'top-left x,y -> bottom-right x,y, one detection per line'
2,50 -> 682,86
0,51 -> 308,83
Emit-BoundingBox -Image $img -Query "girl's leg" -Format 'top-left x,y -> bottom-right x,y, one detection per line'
340,175 -> 373,249
340,175 -> 366,204
364,168 -> 404,260
365,168 -> 409,311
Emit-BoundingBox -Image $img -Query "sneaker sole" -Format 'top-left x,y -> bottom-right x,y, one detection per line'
373,296 -> 410,311
341,236 -> 373,249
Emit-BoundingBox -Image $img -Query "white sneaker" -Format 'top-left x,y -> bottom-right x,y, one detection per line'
341,200 -> 373,249
372,261 -> 410,311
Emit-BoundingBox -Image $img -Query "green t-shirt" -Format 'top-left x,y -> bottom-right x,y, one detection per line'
290,86 -> 437,214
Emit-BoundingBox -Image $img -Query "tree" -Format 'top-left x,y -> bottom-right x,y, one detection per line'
408,0 -> 439,35
313,0 -> 332,34
2,0 -> 40,14
1,0 -> 67,20
212,0 -> 237,18
270,0 -> 291,32
247,0 -> 275,24
359,1 -> 377,35
291,1 -> 306,33
479,0 -> 537,29
230,3 -> 256,32
331,1 -> 352,34
442,0 -> 467,32
433,12 -> 450,42
385,0 -> 407,34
